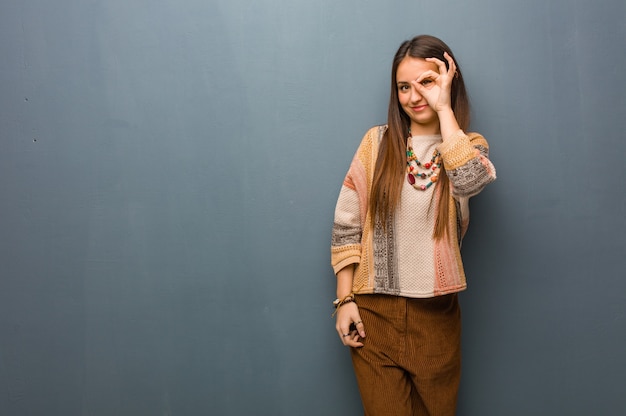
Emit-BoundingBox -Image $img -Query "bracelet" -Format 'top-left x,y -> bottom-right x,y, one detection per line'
332,293 -> 355,309
336,298 -> 355,309
331,294 -> 356,318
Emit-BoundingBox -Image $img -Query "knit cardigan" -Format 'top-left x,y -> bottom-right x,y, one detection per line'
331,125 -> 496,298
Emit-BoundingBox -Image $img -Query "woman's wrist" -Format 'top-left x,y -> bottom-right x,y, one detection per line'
437,107 -> 461,141
333,293 -> 355,309
332,293 -> 356,317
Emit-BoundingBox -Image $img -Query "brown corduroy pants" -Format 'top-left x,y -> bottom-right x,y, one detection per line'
350,294 -> 461,416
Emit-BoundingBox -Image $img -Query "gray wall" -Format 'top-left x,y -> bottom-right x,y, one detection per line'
1,0 -> 625,415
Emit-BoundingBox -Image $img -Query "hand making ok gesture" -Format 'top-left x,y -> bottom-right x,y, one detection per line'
413,51 -> 458,113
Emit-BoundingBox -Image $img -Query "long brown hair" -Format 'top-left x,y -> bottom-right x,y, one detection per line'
370,35 -> 470,239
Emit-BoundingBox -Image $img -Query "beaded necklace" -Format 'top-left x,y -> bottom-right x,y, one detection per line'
406,131 -> 442,191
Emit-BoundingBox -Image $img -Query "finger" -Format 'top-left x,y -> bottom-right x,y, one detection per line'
425,56 -> 448,76
414,70 -> 440,86
337,325 -> 355,345
344,332 -> 364,348
426,54 -> 455,79
340,331 -> 352,346
337,325 -> 351,345
425,56 -> 444,66
338,320 -> 364,346
413,76 -> 439,99
435,52 -> 456,79
353,319 -> 366,338
443,52 -> 457,75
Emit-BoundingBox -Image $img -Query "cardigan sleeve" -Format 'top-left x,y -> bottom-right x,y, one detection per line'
437,130 -> 496,198
330,128 -> 377,274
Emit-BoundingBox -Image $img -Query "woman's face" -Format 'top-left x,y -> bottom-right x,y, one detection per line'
396,56 -> 440,135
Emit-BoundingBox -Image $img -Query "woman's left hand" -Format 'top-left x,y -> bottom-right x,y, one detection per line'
413,52 -> 457,113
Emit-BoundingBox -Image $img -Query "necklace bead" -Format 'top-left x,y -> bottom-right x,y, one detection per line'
406,133 -> 442,191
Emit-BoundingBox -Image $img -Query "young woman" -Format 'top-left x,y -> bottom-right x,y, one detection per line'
330,35 -> 496,415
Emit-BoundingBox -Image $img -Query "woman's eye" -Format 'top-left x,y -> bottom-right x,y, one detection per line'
420,79 -> 433,87
399,85 -> 410,92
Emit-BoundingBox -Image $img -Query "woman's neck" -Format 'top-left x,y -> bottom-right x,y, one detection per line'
409,121 -> 440,136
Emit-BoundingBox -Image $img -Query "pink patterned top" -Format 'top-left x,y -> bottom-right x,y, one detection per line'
331,125 -> 496,298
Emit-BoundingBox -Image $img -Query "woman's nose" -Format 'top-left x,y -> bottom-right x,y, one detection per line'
409,85 -> 422,102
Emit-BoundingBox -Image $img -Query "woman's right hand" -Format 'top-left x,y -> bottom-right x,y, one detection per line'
335,301 -> 366,348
